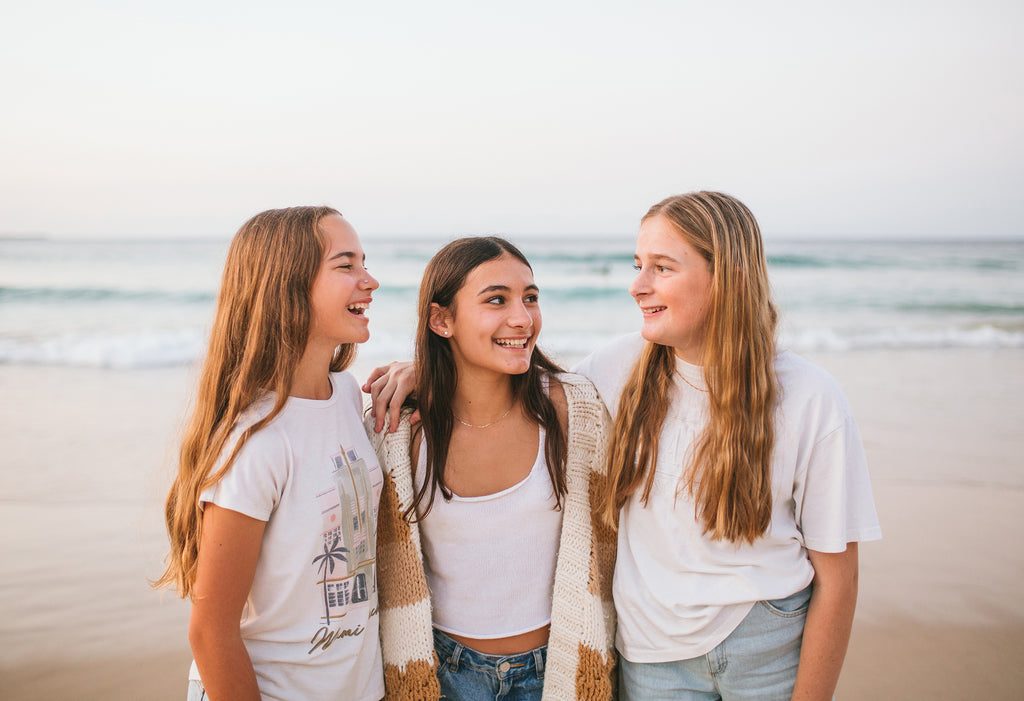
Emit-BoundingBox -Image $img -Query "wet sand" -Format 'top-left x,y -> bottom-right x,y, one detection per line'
1,349 -> 1022,699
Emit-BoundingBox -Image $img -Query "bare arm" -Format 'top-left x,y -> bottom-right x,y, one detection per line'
791,543 -> 859,701
361,361 -> 416,433
188,504 -> 266,701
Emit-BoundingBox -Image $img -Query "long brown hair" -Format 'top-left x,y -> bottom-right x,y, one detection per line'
603,192 -> 778,544
155,206 -> 355,598
407,237 -> 566,520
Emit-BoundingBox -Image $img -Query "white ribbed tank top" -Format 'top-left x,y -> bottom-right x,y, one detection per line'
415,426 -> 563,638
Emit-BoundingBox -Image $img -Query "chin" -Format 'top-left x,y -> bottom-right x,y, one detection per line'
640,324 -> 664,345
503,357 -> 533,375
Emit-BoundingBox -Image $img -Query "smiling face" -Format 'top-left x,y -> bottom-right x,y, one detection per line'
431,253 -> 542,377
308,214 -> 379,349
630,213 -> 714,364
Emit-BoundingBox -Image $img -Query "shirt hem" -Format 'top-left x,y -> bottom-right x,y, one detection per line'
615,601 -> 755,663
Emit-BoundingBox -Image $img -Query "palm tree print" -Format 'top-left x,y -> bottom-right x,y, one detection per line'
312,535 -> 349,624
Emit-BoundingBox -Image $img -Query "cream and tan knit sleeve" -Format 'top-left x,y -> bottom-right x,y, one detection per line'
544,374 -> 618,701
366,416 -> 441,700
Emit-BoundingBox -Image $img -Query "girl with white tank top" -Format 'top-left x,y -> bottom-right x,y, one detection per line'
366,237 -> 618,701
417,424 -> 562,641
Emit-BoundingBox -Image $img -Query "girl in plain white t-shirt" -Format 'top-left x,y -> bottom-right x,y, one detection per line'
587,192 -> 880,701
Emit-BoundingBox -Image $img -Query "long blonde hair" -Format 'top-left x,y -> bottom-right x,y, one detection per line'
603,191 -> 778,544
155,206 -> 355,598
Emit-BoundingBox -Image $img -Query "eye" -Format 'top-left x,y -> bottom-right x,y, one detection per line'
524,293 -> 539,304
485,295 -> 505,305
631,263 -> 641,271
656,265 -> 669,273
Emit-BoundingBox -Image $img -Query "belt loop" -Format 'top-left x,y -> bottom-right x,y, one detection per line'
534,647 -> 545,678
448,641 -> 463,673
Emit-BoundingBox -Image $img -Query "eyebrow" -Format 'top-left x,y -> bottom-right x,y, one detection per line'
634,253 -> 680,264
476,284 -> 540,295
327,250 -> 363,262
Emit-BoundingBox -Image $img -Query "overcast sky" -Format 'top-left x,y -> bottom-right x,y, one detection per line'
1,0 -> 1021,240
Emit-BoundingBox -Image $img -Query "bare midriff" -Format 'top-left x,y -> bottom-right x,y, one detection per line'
443,623 -> 550,656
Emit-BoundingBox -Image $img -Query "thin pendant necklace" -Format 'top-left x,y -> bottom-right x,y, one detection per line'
454,403 -> 515,429
676,369 -> 708,393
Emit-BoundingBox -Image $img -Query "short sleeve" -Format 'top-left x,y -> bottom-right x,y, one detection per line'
200,425 -> 291,522
572,333 -> 646,417
796,416 -> 882,552
333,371 -> 365,416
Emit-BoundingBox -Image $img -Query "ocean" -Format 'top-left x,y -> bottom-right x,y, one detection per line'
2,235 -> 1023,370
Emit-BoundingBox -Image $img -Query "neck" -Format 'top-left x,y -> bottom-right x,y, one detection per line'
290,341 -> 336,400
452,367 -> 517,423
672,338 -> 704,366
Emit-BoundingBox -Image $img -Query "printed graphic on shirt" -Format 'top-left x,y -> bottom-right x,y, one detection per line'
313,441 -> 383,626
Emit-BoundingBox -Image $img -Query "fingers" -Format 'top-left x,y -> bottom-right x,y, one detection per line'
370,373 -> 398,433
361,364 -> 390,396
363,361 -> 417,433
387,394 -> 403,434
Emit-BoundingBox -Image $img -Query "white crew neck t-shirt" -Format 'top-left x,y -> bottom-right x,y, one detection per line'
190,371 -> 385,700
575,333 -> 881,663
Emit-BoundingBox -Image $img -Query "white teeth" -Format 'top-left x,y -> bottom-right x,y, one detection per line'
495,338 -> 528,348
643,306 -> 666,313
347,302 -> 369,314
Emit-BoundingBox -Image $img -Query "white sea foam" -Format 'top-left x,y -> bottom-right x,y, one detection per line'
0,331 -> 206,369
3,325 -> 1021,369
780,325 -> 1024,352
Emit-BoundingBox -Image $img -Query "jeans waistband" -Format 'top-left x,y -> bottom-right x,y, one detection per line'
433,627 -> 547,678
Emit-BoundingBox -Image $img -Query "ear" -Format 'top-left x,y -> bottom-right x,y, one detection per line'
428,302 -> 453,338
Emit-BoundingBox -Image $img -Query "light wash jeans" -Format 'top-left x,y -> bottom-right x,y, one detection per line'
434,627 -> 547,701
619,584 -> 813,701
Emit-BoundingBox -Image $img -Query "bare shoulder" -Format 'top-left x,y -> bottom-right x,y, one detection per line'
547,375 -> 569,435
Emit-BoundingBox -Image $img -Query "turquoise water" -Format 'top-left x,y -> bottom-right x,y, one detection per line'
2,236 -> 1023,369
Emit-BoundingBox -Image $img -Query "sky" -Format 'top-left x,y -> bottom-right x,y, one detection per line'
1,0 -> 1022,240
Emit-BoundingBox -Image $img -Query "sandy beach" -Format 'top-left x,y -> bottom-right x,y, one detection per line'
1,348 -> 1022,700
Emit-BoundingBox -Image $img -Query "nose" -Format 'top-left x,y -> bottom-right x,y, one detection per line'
507,298 -> 533,329
629,266 -> 651,299
361,271 -> 380,291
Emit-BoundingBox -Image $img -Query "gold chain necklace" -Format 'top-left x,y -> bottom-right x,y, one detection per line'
676,369 -> 708,393
453,403 -> 515,429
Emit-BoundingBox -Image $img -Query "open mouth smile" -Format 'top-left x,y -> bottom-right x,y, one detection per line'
347,302 -> 370,316
494,337 -> 530,349
640,305 -> 666,315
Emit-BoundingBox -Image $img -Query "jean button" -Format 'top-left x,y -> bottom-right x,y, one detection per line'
498,661 -> 511,674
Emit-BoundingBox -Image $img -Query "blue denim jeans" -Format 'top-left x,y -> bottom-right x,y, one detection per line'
619,585 -> 813,701
434,628 -> 547,701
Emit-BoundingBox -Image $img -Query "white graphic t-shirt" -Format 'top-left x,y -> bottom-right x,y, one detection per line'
190,371 -> 385,701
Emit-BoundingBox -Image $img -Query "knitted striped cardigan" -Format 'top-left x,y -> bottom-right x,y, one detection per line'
366,372 -> 618,701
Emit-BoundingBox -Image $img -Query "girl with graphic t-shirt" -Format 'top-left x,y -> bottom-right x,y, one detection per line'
365,237 -> 617,701
156,207 -> 386,701
577,192 -> 881,701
